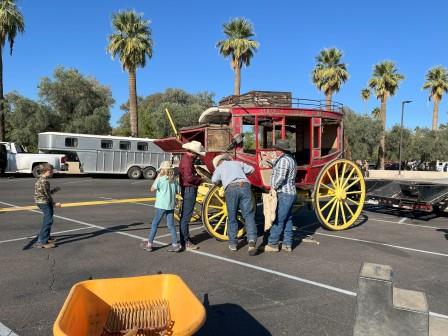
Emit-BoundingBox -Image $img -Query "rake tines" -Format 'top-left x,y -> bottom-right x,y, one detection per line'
102,299 -> 171,336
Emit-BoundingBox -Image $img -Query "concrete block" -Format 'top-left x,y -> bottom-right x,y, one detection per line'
354,263 -> 432,336
393,288 -> 428,313
429,316 -> 448,336
354,264 -> 393,336
360,263 -> 393,281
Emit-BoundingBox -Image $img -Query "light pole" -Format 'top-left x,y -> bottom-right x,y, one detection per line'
399,100 -> 412,175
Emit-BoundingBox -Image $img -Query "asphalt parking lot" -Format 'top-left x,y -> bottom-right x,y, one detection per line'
0,176 -> 447,336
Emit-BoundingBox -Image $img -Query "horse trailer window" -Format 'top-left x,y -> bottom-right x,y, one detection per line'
137,142 -> 148,151
101,140 -> 113,149
119,141 -> 131,150
65,137 -> 78,148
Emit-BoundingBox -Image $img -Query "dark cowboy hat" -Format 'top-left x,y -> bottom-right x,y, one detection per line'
273,139 -> 293,152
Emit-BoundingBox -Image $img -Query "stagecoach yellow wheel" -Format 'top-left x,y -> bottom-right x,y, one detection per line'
202,185 -> 247,241
174,193 -> 202,223
314,159 -> 365,230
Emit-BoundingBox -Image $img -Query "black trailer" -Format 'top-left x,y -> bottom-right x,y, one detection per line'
366,179 -> 448,214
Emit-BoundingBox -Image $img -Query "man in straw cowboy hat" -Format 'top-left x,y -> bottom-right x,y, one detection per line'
263,139 -> 297,252
211,153 -> 258,255
178,140 -> 205,251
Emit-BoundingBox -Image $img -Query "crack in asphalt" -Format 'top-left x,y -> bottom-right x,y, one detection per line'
47,254 -> 56,292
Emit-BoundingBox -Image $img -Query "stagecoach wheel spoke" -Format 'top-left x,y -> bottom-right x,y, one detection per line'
334,200 -> 340,226
341,168 -> 356,189
346,197 -> 360,206
326,171 -> 337,189
319,183 -> 335,193
344,178 -> 361,191
345,191 -> 362,195
320,196 -> 336,212
339,163 -> 347,188
325,199 -> 338,223
314,159 -> 366,231
224,219 -> 228,236
340,201 -> 347,226
343,201 -> 355,217
208,205 -> 223,209
214,214 -> 226,231
334,163 -> 340,188
208,210 -> 225,221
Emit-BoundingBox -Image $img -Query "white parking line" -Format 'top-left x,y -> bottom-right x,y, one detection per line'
0,227 -> 91,244
0,321 -> 19,336
398,217 -> 407,223
301,230 -> 448,257
1,200 -> 447,320
365,217 -> 443,230
131,180 -> 147,185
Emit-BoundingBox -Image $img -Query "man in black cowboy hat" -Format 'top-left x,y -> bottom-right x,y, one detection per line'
264,139 -> 297,252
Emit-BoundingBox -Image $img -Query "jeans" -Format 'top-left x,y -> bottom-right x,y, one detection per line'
37,203 -> 54,244
148,208 -> 177,245
179,186 -> 197,246
225,183 -> 257,246
268,193 -> 296,247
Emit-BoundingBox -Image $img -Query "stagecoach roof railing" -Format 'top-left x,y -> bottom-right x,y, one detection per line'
220,95 -> 344,113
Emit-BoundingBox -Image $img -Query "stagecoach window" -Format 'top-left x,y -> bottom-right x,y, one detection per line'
242,116 -> 256,154
101,140 -> 113,149
65,137 -> 78,148
119,141 -> 131,150
137,142 -> 148,151
313,126 -> 320,149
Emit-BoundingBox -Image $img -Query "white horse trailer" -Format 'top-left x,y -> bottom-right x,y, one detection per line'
38,132 -> 170,179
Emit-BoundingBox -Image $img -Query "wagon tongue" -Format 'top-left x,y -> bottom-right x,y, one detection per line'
154,137 -> 184,152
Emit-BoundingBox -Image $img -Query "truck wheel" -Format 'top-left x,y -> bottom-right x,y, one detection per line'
143,167 -> 157,180
127,166 -> 142,180
32,164 -> 44,178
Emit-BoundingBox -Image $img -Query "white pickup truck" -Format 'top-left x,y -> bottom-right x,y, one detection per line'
0,142 -> 67,177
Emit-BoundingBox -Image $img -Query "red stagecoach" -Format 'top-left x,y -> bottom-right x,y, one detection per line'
154,91 -> 366,241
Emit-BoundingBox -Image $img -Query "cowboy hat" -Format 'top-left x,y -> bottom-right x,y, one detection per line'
273,139 -> 294,152
182,140 -> 205,155
213,154 -> 231,169
158,161 -> 172,171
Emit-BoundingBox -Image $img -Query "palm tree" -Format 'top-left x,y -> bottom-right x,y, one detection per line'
0,0 -> 24,141
217,18 -> 258,96
361,88 -> 370,114
311,48 -> 349,109
422,66 -> 448,131
368,61 -> 404,169
371,107 -> 380,119
107,10 -> 153,137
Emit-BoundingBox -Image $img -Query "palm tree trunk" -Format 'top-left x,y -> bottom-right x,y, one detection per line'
432,96 -> 439,131
377,97 -> 387,170
0,44 -> 5,142
234,60 -> 241,96
325,93 -> 332,110
128,70 -> 138,137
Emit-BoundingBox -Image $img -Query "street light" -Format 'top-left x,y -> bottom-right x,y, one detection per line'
399,100 -> 412,175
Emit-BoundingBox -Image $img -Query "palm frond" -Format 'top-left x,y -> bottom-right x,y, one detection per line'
217,17 -> 258,68
311,48 -> 349,96
0,0 -> 25,55
361,88 -> 370,102
107,10 -> 153,72
422,66 -> 448,102
368,61 -> 404,99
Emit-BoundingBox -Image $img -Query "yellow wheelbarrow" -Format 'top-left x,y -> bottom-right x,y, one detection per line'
54,274 -> 206,336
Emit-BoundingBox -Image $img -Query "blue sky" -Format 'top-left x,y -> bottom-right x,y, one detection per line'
5,0 -> 448,129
